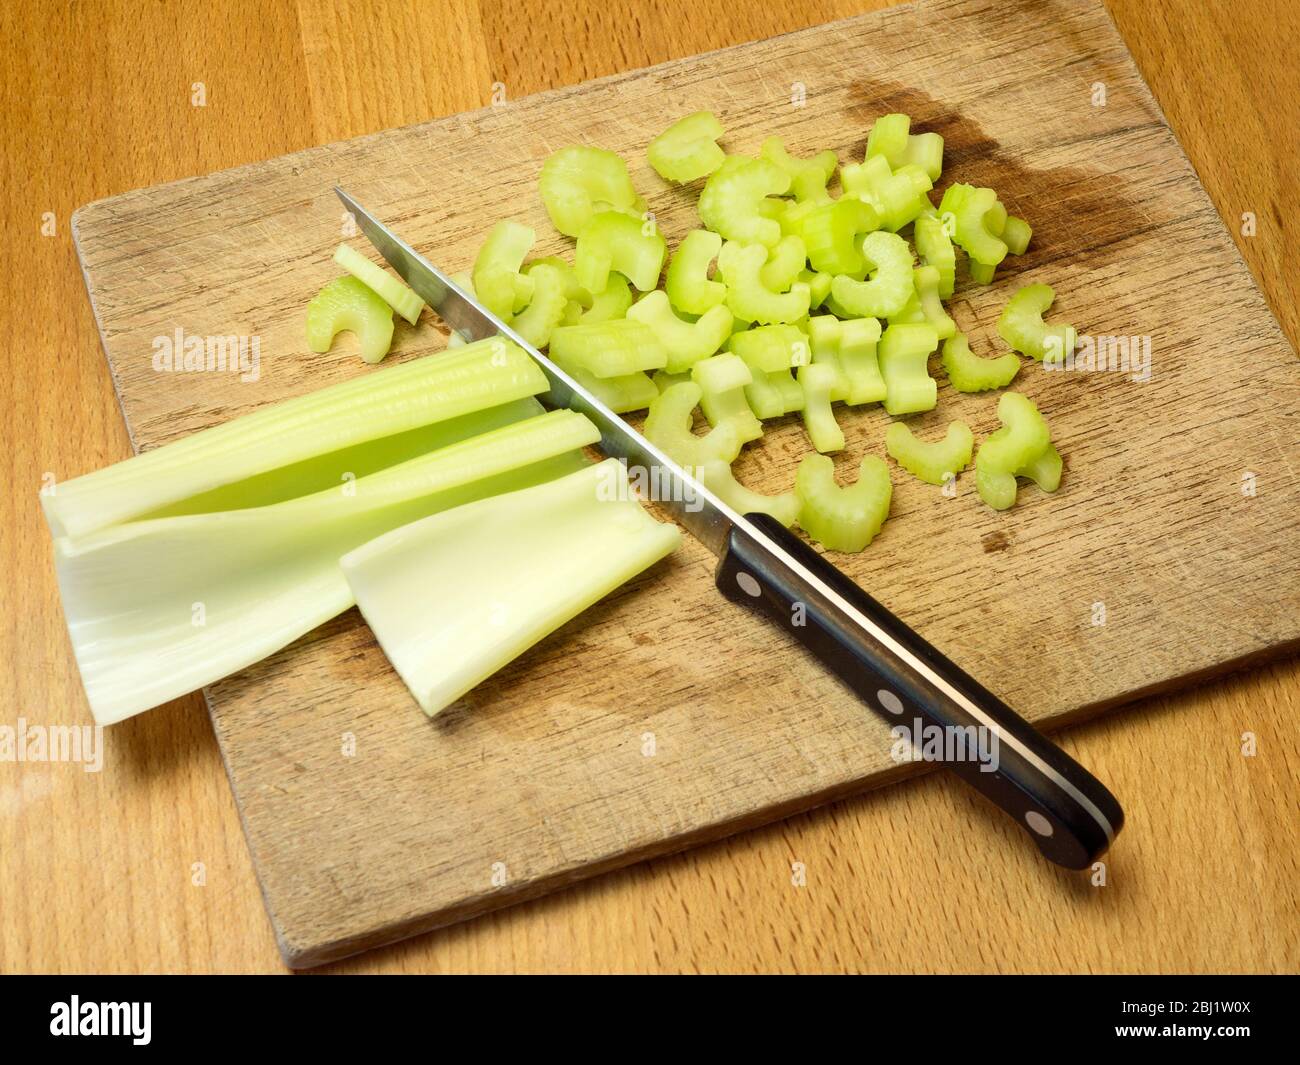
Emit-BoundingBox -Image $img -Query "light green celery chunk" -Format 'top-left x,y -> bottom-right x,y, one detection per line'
913,214 -> 956,298
900,131 -> 944,181
333,244 -> 424,325
643,381 -> 744,466
580,273 -> 634,323
864,113 -> 911,167
691,353 -> 763,443
807,315 -> 849,401
997,283 -> 1077,362
798,268 -> 833,307
974,391 -> 1060,510
627,290 -> 732,374
796,453 -> 892,552
796,198 -> 879,276
530,255 -> 593,308
830,231 -> 914,319
985,199 -> 1008,235
698,459 -> 800,527
759,137 -> 838,203
342,458 -> 679,717
836,317 -> 886,405
938,183 -> 1008,267
576,210 -> 666,293
560,300 -> 584,326
878,322 -> 939,415
744,368 -> 805,419
511,262 -> 570,348
941,332 -> 1020,392
472,220 -> 536,321
538,145 -> 645,237
665,230 -> 727,315
44,339 -> 548,540
728,323 -> 808,373
885,420 -> 974,485
911,265 -> 956,339
760,235 -> 809,292
798,362 -> 845,452
568,365 -> 658,413
648,110 -> 726,183
54,408 -> 598,725
698,156 -> 791,246
549,319 -> 667,377
841,155 -> 933,231
1002,216 -> 1032,255
652,369 -> 691,392
968,261 -> 997,285
718,242 -> 812,325
306,276 -> 395,365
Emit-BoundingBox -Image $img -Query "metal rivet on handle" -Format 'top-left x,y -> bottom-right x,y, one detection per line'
735,572 -> 761,597
1025,811 -> 1054,837
877,689 -> 904,715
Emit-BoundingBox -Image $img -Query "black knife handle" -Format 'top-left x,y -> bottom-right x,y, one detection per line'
715,513 -> 1123,869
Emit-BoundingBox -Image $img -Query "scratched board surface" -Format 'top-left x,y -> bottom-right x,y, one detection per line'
71,0 -> 1300,966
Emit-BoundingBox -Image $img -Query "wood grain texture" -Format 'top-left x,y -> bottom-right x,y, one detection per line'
1,0 -> 1296,974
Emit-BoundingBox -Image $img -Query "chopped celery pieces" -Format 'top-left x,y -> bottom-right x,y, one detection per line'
539,145 -> 645,237
841,155 -> 932,231
941,332 -> 1020,392
699,156 -> 790,246
865,113 -> 944,180
878,322 -> 939,415
798,362 -> 845,452
698,459 -> 800,527
939,183 -> 1008,268
44,338 -> 549,540
974,391 -> 1062,510
691,353 -> 763,443
885,420 -> 974,485
55,408 -> 598,725
550,319 -> 667,377
665,230 -> 726,315
472,220 -> 536,321
760,235 -> 809,292
627,290 -> 732,373
580,273 -> 634,323
796,453 -> 892,552
831,231 -> 915,319
643,381 -> 744,467
568,366 -> 659,413
341,458 -> 679,717
512,262 -> 571,348
760,137 -> 838,203
997,283 -> 1077,362
576,210 -> 666,293
718,241 -> 811,324
796,198 -> 880,276
333,243 -> 423,325
913,214 -> 956,298
648,111 -> 726,183
808,315 -> 886,405
306,276 -> 394,365
1002,215 -> 1032,255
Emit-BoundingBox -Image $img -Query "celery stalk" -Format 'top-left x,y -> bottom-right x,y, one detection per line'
55,409 -> 599,725
43,339 -> 549,540
340,459 -> 680,717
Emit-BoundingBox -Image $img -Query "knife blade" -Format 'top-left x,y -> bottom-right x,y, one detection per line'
336,187 -> 1124,869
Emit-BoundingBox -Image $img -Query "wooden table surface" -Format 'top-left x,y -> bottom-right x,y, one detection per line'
2,0 -> 1296,974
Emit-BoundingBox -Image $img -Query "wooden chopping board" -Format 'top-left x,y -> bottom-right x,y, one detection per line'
69,0 -> 1300,967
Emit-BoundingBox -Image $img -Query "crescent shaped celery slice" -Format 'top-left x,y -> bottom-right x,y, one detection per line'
941,332 -> 1021,393
797,362 -> 845,453
718,241 -> 812,325
830,231 -> 915,319
333,243 -> 424,326
759,235 -> 810,292
796,453 -> 892,552
341,458 -> 680,717
697,458 -> 800,527
885,420 -> 974,485
472,220 -> 536,321
698,156 -> 791,246
575,210 -> 667,293
511,262 -> 571,349
996,283 -> 1077,362
626,290 -> 733,374
549,319 -> 667,378
691,352 -> 764,443
643,381 -> 745,467
648,111 -> 726,184
974,391 -> 1060,510
579,273 -> 634,323
795,198 -> 880,277
913,214 -> 956,298
55,407 -> 599,725
938,183 -> 1008,268
665,229 -> 727,316
43,338 -> 549,540
306,276 -> 395,365
539,145 -> 645,237
759,137 -> 838,203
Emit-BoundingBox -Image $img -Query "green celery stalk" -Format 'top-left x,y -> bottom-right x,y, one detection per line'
55,409 -> 599,725
44,338 -> 549,540
340,458 -> 680,717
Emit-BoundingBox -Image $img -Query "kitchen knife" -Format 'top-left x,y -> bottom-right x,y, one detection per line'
336,187 -> 1124,870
